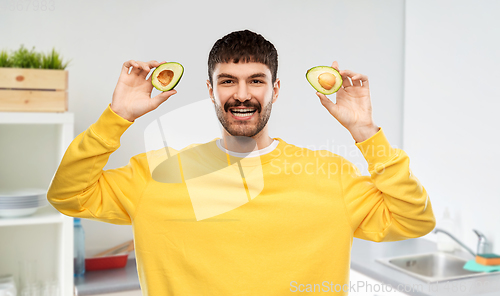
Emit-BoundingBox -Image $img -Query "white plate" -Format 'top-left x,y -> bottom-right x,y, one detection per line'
0,197 -> 46,203
0,198 -> 41,202
0,202 -> 47,209
0,188 -> 46,198
0,189 -> 48,217
0,207 -> 40,218
0,198 -> 47,208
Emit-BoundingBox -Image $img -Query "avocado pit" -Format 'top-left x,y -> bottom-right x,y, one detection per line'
318,72 -> 336,90
158,70 -> 174,87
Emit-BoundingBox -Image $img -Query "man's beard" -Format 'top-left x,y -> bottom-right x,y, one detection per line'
214,94 -> 273,138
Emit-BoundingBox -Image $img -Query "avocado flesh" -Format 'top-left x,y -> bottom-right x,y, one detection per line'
151,62 -> 184,91
306,66 -> 343,95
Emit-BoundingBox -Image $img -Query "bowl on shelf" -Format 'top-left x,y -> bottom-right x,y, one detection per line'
85,240 -> 135,271
85,253 -> 130,271
0,188 -> 48,218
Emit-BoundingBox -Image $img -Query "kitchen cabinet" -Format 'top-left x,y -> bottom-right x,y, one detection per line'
0,111 -> 74,295
350,269 -> 410,296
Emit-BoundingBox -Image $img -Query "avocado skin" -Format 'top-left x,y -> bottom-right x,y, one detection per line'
306,66 -> 343,95
151,62 -> 184,92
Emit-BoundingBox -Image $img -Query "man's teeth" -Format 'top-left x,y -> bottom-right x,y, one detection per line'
230,108 -> 256,117
231,108 -> 255,112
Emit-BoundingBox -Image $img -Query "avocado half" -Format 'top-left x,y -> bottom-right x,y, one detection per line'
151,62 -> 184,91
306,66 -> 343,95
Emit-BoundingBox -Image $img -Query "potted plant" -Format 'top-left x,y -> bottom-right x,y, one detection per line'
0,45 -> 70,112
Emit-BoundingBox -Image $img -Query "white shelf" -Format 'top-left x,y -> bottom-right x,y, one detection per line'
0,110 -> 75,296
0,111 -> 73,124
0,205 -> 67,227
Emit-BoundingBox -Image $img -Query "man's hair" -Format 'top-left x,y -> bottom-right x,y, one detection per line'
208,30 -> 278,86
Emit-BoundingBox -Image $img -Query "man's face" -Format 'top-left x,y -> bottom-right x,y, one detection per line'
207,62 -> 280,138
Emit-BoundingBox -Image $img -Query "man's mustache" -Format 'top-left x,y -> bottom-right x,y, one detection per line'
224,101 -> 261,113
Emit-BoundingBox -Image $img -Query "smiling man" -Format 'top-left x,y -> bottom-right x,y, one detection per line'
207,31 -> 280,153
210,62 -> 277,144
47,30 -> 436,295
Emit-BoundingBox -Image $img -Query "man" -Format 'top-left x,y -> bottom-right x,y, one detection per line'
48,30 -> 435,295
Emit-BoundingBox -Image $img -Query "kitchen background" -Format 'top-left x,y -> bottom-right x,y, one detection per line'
2,0 -> 499,260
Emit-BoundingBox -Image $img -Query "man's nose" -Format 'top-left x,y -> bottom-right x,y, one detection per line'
234,82 -> 250,101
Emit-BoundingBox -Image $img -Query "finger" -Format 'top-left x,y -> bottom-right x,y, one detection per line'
134,61 -> 152,78
340,70 -> 363,87
129,60 -> 143,76
151,89 -> 177,109
343,70 -> 369,88
122,60 -> 138,75
331,61 -> 340,72
351,73 -> 369,88
316,92 -> 339,117
147,60 -> 162,69
341,73 -> 352,88
351,77 -> 362,87
342,69 -> 365,88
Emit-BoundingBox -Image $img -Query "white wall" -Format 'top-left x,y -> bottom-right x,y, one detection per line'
2,1 -> 405,254
404,0 -> 500,253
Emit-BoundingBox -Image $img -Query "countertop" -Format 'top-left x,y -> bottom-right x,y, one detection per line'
74,258 -> 140,296
74,238 -> 500,295
351,238 -> 500,296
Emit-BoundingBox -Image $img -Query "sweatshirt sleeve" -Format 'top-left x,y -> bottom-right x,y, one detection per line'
47,104 -> 150,225
340,128 -> 436,242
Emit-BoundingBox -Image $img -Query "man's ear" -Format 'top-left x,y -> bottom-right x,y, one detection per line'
272,78 -> 280,104
206,80 -> 214,104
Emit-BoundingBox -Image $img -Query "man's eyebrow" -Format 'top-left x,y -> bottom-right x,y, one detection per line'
216,72 -> 268,80
216,73 -> 238,80
248,73 -> 267,79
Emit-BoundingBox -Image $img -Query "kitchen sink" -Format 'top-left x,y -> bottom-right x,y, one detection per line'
376,252 -> 500,283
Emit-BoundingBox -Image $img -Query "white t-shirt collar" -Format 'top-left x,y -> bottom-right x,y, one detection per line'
216,139 -> 279,158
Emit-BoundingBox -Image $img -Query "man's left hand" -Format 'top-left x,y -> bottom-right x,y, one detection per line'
316,61 -> 379,143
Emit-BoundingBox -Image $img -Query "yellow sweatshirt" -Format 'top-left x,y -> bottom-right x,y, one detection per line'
47,105 -> 436,295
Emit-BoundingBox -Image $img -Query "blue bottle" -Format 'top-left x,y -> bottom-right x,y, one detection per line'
74,218 -> 86,276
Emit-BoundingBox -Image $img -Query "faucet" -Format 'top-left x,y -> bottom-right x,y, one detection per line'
433,228 -> 490,257
473,229 -> 492,255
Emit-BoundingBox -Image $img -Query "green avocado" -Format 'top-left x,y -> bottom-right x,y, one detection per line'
151,62 -> 184,92
306,66 -> 343,95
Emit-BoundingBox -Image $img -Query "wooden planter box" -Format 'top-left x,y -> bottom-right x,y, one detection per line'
0,68 -> 68,112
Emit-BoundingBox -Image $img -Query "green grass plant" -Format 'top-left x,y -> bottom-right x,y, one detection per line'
0,50 -> 12,67
1,45 -> 70,70
41,48 -> 71,70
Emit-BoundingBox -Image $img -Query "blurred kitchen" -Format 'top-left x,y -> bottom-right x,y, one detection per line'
1,0 -> 499,295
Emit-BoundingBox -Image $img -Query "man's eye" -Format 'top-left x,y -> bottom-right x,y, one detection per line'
221,80 -> 233,84
251,80 -> 263,84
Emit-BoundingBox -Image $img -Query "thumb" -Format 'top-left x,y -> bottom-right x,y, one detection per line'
331,61 -> 340,72
316,92 -> 339,117
151,89 -> 177,109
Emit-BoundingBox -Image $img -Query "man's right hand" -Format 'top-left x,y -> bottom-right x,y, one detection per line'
110,60 -> 177,122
